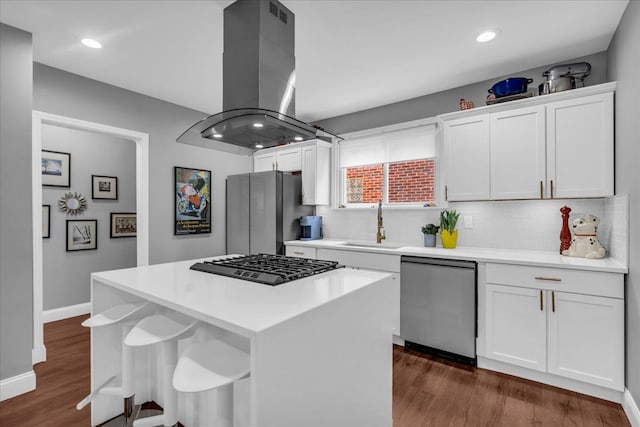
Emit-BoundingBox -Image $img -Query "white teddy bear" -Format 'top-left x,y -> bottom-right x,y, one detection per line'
562,214 -> 606,259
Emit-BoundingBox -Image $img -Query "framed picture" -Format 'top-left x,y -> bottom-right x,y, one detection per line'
66,219 -> 98,251
42,205 -> 51,238
110,212 -> 136,238
174,166 -> 211,235
42,150 -> 71,187
92,175 -> 118,200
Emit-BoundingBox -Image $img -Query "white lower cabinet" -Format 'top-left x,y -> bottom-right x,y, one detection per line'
485,284 -> 547,372
285,245 -> 317,259
483,263 -> 624,392
547,291 -> 624,389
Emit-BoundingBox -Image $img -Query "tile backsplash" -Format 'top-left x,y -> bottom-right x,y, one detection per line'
316,196 -> 628,264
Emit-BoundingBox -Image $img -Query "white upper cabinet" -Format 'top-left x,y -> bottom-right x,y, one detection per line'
490,106 -> 546,199
253,151 -> 277,172
253,146 -> 302,172
301,141 -> 331,205
441,83 -> 615,201
546,92 -> 614,198
444,115 -> 491,201
253,140 -> 331,205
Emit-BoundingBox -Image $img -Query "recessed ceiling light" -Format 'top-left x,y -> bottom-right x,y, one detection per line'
476,30 -> 497,43
255,143 -> 264,149
81,38 -> 102,49
294,136 -> 303,141
252,123 -> 264,128
212,133 -> 222,138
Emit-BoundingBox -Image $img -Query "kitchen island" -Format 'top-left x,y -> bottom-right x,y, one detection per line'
89,257 -> 394,427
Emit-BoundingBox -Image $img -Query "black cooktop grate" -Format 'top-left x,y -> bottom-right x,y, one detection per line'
190,254 -> 342,286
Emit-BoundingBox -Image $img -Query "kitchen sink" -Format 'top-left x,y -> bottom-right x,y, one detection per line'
339,240 -> 406,249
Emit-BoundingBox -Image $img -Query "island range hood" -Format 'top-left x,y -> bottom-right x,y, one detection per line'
177,0 -> 335,155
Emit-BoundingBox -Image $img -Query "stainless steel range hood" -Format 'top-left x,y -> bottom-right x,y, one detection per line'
177,0 -> 334,155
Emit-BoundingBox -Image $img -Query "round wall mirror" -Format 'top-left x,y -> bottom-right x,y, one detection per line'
59,192 -> 88,215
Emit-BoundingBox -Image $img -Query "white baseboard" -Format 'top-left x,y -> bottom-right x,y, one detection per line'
478,356 -> 623,403
43,302 -> 91,323
32,343 -> 47,365
0,370 -> 36,401
625,389 -> 640,427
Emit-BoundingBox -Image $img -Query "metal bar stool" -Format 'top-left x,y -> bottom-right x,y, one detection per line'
124,311 -> 198,427
78,302 -> 149,425
172,339 -> 250,427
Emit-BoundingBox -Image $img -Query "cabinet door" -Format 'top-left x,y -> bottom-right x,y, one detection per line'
444,115 -> 491,201
301,142 -> 331,205
485,284 -> 547,372
547,291 -> 624,390
490,106 -> 546,199
546,92 -> 614,198
276,147 -> 302,171
254,152 -> 276,172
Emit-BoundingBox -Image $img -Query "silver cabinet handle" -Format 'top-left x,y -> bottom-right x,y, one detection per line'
534,276 -> 561,282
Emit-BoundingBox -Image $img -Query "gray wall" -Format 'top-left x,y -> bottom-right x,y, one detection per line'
33,64 -> 253,264
607,0 -> 640,403
315,51 -> 607,134
42,125 -> 136,310
0,24 -> 34,381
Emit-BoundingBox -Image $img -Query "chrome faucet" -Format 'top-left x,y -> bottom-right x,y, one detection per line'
376,200 -> 386,244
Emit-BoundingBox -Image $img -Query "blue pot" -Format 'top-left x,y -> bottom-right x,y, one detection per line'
488,78 -> 534,98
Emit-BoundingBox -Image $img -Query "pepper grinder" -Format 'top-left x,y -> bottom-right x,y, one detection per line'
560,206 -> 572,254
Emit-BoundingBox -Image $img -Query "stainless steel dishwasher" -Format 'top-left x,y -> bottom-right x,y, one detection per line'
400,256 -> 477,365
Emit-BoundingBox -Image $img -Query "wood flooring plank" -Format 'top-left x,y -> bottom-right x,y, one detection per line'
0,320 -> 631,426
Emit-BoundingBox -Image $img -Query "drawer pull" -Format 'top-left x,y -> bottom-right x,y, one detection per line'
293,251 -> 304,255
534,276 -> 561,282
539,290 -> 543,311
552,291 -> 556,313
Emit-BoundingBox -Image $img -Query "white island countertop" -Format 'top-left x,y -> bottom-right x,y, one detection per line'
285,239 -> 628,274
90,256 -> 395,427
91,257 -> 392,338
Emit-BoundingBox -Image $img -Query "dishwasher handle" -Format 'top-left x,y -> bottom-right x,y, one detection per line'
401,255 -> 476,270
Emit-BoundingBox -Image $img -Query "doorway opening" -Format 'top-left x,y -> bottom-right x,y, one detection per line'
31,111 -> 149,364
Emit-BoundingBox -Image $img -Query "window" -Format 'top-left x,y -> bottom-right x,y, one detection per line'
337,120 -> 439,207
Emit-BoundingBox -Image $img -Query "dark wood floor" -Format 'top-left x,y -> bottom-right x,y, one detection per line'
0,315 -> 630,426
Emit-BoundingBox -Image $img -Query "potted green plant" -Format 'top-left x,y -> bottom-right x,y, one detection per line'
440,209 -> 460,249
421,224 -> 439,247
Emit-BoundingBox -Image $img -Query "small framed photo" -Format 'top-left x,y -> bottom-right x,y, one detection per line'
66,219 -> 97,251
110,212 -> 136,238
42,150 -> 71,187
92,175 -> 118,200
43,205 -> 51,238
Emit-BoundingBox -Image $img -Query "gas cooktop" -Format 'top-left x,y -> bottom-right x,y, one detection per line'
190,254 -> 343,286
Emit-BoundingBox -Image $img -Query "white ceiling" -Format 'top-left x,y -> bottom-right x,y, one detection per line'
0,0 -> 628,123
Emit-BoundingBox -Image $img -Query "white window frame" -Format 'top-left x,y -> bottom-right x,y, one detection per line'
332,117 -> 442,209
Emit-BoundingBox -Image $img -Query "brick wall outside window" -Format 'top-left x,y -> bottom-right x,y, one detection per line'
389,159 -> 435,203
345,159 -> 435,204
346,164 -> 383,203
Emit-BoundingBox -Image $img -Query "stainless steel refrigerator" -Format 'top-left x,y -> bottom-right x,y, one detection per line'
226,170 -> 314,255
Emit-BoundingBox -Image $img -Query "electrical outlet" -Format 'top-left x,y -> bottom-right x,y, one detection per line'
463,215 -> 473,229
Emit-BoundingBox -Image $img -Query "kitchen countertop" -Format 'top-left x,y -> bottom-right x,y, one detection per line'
91,256 -> 392,338
285,239 -> 628,274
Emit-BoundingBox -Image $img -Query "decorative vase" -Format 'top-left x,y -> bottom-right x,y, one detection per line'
423,234 -> 436,247
560,206 -> 572,254
440,230 -> 458,249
